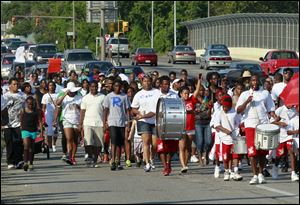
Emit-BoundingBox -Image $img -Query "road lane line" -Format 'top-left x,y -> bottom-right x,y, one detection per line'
256,185 -> 299,199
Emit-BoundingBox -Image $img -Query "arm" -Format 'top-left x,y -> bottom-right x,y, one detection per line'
287,129 -> 299,135
237,95 -> 253,114
79,109 -> 86,130
193,77 -> 202,98
216,125 -> 232,135
103,107 -> 109,131
20,109 -> 24,130
42,104 -> 46,114
56,91 -> 69,106
38,109 -> 43,136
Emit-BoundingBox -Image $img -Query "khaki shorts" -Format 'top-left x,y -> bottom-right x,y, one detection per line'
84,126 -> 104,147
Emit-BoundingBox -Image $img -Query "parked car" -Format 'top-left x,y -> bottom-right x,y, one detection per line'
63,49 -> 96,74
106,66 -> 145,79
259,50 -> 299,75
7,41 -> 27,54
2,38 -> 21,47
106,37 -> 130,58
1,54 -> 16,79
131,48 -> 158,66
83,61 -> 115,75
199,49 -> 232,70
53,52 -> 65,61
32,44 -> 57,64
271,66 -> 299,77
206,44 -> 230,54
167,45 -> 196,64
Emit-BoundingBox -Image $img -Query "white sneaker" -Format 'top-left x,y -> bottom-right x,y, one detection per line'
291,173 -> 299,182
144,163 -> 151,172
52,145 -> 56,152
190,155 -> 199,163
224,171 -> 230,181
232,172 -> 243,181
249,175 -> 258,185
150,160 -> 155,169
272,166 -> 279,179
214,166 -> 220,178
258,173 -> 266,184
7,164 -> 15,169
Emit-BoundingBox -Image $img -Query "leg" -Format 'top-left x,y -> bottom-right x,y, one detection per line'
142,133 -> 152,164
4,129 -> 14,165
179,136 -> 187,168
64,128 -> 74,158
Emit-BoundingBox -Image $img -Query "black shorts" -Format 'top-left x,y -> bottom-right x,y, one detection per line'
109,126 -> 125,146
137,121 -> 156,135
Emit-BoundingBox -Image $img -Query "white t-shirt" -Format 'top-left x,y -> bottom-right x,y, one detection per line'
288,115 -> 299,148
81,93 -> 105,127
119,73 -> 130,84
236,88 -> 275,128
80,89 -> 88,97
215,108 -> 241,145
159,90 -> 179,99
275,105 -> 297,143
131,88 -> 161,124
41,93 -> 58,115
1,95 -> 7,111
211,102 -> 222,144
62,95 -> 82,125
271,82 -> 286,101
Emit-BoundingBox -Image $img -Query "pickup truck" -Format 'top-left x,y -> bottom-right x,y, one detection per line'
259,50 -> 299,75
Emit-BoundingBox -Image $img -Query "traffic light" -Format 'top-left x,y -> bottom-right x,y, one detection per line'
12,16 -> 16,25
108,22 -> 115,33
122,21 -> 129,32
35,17 -> 40,26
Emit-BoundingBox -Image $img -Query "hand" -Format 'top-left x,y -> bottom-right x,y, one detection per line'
246,95 -> 253,103
226,130 -> 232,135
52,121 -> 57,127
279,122 -> 288,127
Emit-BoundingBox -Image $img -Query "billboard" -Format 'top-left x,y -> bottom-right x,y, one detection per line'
86,1 -> 118,23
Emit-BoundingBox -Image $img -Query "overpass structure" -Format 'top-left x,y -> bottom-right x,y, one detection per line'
182,13 -> 299,56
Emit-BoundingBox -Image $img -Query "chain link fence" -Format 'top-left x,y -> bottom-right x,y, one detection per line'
182,13 -> 299,52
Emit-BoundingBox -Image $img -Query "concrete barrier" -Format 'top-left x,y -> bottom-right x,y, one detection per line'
196,47 -> 300,62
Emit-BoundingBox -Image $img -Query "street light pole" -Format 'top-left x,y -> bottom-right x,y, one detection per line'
174,1 -> 176,47
72,1 -> 76,49
151,1 -> 154,48
207,1 -> 210,17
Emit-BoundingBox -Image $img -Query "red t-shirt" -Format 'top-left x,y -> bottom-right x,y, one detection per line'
185,95 -> 198,131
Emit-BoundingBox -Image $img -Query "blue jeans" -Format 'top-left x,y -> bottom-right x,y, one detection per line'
195,121 -> 212,153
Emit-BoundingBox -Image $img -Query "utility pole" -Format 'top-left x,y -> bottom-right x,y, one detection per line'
207,1 -> 210,17
100,8 -> 105,61
174,1 -> 176,47
151,1 -> 154,48
72,1 -> 76,49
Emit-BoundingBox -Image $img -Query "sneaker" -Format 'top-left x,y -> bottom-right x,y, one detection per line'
7,164 -> 15,169
28,164 -> 34,171
190,155 -> 199,163
181,166 -> 188,173
94,164 -> 100,168
224,171 -> 230,181
258,173 -> 266,184
16,161 -> 24,169
61,154 -> 67,161
117,162 -> 124,170
150,159 -> 156,169
291,173 -> 299,181
163,167 -> 169,176
65,156 -> 73,165
111,162 -> 117,171
249,175 -> 258,185
71,158 -> 77,165
238,162 -> 243,171
52,146 -> 56,153
214,166 -> 220,178
125,160 -> 132,167
232,172 -> 243,181
263,168 -> 271,177
23,163 -> 29,172
84,154 -> 89,161
144,163 -> 151,172
272,166 -> 279,179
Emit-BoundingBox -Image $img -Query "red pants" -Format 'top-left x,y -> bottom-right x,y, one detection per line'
157,139 -> 179,153
276,139 -> 293,157
222,143 -> 241,163
245,127 -> 268,157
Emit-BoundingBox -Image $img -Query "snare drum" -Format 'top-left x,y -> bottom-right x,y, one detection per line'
233,136 -> 247,154
156,97 -> 186,140
255,124 -> 280,150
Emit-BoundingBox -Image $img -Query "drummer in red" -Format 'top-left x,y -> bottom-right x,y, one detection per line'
236,74 -> 276,185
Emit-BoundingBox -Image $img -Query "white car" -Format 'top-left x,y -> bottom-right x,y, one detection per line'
199,49 -> 232,70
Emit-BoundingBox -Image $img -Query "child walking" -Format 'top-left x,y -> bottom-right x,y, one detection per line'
20,96 -> 43,171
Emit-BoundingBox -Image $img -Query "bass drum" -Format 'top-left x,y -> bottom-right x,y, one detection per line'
156,97 -> 186,140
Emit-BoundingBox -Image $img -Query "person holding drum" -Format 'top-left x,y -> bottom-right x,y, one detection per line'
178,74 -> 202,173
236,74 -> 276,185
272,104 -> 299,181
156,75 -> 179,176
131,74 -> 161,172
215,95 -> 243,181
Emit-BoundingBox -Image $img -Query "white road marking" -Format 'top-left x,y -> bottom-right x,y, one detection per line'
256,185 -> 299,199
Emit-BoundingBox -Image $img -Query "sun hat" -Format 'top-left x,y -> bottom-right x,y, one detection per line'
242,70 -> 252,78
62,82 -> 81,93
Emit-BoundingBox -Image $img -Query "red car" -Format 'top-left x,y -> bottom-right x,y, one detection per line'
131,48 -> 158,66
259,50 -> 299,74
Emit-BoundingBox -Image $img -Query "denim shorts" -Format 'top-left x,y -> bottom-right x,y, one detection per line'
63,121 -> 78,129
137,121 -> 156,135
21,130 -> 38,140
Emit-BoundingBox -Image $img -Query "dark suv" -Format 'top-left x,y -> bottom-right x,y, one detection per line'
33,44 -> 57,64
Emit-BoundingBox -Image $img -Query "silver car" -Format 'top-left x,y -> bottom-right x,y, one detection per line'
106,38 -> 130,58
63,49 -> 96,74
1,54 -> 15,79
167,45 -> 196,64
199,49 -> 232,70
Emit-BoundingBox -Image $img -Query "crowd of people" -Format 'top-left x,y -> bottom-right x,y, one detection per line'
1,66 -> 299,185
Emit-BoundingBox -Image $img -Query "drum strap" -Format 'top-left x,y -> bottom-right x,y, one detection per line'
221,110 -> 239,139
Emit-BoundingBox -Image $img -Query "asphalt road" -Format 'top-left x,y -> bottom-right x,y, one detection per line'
1,57 -> 299,204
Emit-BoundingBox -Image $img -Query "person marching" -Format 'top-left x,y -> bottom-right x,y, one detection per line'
215,95 -> 243,181
178,74 -> 201,173
236,74 -> 276,185
103,80 -> 131,171
20,96 -> 43,171
156,75 -> 179,176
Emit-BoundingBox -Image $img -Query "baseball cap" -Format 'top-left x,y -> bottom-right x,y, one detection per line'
242,70 -> 252,78
99,73 -> 105,76
173,79 -> 183,84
